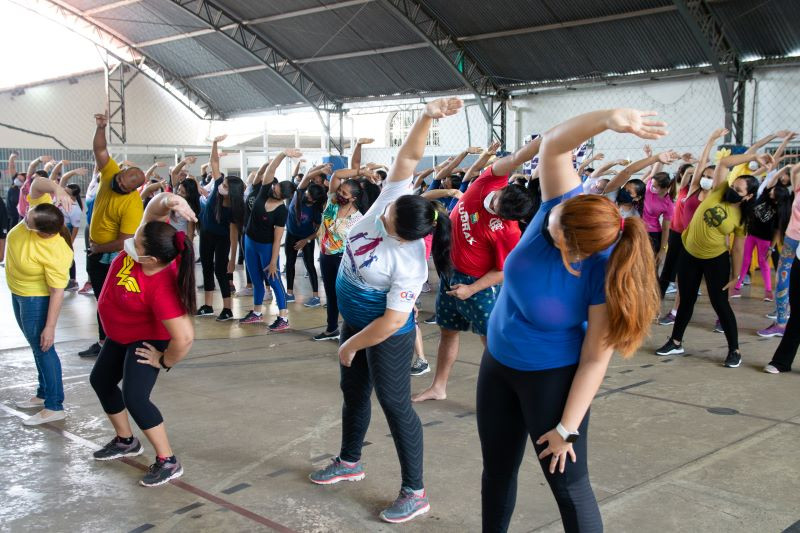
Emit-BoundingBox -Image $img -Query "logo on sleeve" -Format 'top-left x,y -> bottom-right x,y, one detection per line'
399,291 -> 416,302
489,218 -> 504,232
115,255 -> 141,293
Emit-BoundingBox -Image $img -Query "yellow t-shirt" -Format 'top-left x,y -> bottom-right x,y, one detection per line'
682,172 -> 746,259
27,192 -> 52,207
89,159 -> 144,244
6,224 -> 73,296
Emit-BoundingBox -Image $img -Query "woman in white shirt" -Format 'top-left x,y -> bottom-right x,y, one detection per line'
308,98 -> 462,524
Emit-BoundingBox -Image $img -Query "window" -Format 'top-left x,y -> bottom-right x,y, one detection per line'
389,111 -> 440,147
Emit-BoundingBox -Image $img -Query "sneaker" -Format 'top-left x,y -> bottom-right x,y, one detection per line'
78,281 -> 93,295
713,320 -> 724,333
268,317 -> 290,331
66,280 -> 79,292
421,282 -> 431,293
665,282 -> 677,295
197,283 -> 205,290
730,287 -> 741,299
655,339 -> 684,356
423,314 -> 437,325
216,308 -> 234,321
23,409 -> 66,426
723,350 -> 742,368
140,457 -> 183,487
303,296 -> 322,308
757,323 -> 785,338
15,397 -> 44,409
765,311 -> 777,320
309,457 -> 365,485
195,305 -> 214,317
763,364 -> 780,374
313,330 -> 340,341
658,310 -> 676,326
93,436 -> 143,461
380,487 -> 431,524
742,274 -> 751,286
239,311 -> 264,324
764,290 -> 774,302
411,358 -> 430,376
285,293 -> 296,303
78,342 -> 101,357
236,286 -> 253,297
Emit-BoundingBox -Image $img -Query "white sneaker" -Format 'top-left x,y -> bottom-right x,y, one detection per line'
665,282 -> 677,295
15,397 -> 45,409
23,409 -> 66,426
763,364 -> 780,374
237,287 -> 254,297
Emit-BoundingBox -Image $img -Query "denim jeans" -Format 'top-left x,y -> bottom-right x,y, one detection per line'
12,294 -> 64,411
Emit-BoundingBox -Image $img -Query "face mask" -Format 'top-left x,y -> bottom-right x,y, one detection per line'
723,188 -> 744,204
589,183 -> 604,195
123,238 -> 141,262
748,160 -> 760,171
110,174 -> 126,194
617,188 -> 634,205
700,177 -> 713,190
483,191 -> 497,214
13,178 -> 23,187
374,212 -> 387,237
336,194 -> 349,206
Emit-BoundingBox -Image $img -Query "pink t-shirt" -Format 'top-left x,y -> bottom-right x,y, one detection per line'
786,184 -> 800,241
642,179 -> 674,233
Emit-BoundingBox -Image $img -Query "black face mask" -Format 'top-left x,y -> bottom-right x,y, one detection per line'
110,174 -> 126,195
723,188 -> 744,204
616,188 -> 634,205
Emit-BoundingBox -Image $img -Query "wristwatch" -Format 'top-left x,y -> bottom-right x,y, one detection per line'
159,354 -> 172,372
556,422 -> 579,443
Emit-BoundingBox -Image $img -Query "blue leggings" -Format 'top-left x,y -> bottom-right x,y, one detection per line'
244,235 -> 287,309
775,237 -> 798,326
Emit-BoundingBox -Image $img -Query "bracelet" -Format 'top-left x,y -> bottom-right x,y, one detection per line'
159,354 -> 172,372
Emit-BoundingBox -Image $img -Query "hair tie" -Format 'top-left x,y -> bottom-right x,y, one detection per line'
174,231 -> 186,252
619,217 -> 625,232
433,210 -> 439,223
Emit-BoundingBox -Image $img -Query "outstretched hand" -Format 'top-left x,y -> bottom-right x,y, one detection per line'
94,113 -> 108,128
283,148 -> 303,159
164,193 -> 197,222
607,110 -> 668,140
212,134 -> 228,143
657,150 -> 680,165
424,97 -> 463,119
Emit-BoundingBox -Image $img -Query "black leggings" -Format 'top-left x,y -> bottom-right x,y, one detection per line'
339,321 -> 423,490
320,253 -> 342,332
770,259 -> 800,371
671,251 -> 738,351
86,252 -> 110,341
285,232 -> 319,293
648,231 -> 663,258
658,229 -> 684,298
89,338 -> 169,431
477,353 -> 600,533
199,229 -> 232,299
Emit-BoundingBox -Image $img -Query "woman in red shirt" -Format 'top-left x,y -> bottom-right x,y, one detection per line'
89,192 -> 196,487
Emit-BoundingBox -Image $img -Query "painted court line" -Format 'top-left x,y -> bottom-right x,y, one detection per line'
0,372 -> 92,392
0,402 -> 298,533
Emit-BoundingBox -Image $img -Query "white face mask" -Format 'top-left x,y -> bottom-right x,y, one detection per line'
14,178 -> 23,187
123,237 -> 142,263
748,160 -> 760,171
483,191 -> 497,214
700,177 -> 713,190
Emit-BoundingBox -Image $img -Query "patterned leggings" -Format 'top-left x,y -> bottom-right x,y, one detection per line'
775,237 -> 798,326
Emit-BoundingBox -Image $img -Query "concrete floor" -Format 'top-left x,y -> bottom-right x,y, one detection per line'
0,247 -> 798,533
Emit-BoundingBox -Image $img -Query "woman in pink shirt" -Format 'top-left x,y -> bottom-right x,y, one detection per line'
642,172 -> 675,265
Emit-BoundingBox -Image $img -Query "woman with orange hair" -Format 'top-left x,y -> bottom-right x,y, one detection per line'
478,109 -> 664,532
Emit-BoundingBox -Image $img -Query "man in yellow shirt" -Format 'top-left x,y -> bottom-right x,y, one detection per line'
80,112 -> 146,357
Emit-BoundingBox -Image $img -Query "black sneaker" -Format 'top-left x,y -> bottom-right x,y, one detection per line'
655,339 -> 684,356
410,358 -> 430,376
313,330 -> 340,341
268,316 -> 290,331
79,342 -> 101,357
215,308 -> 234,321
423,314 -> 437,325
140,456 -> 183,487
195,305 -> 214,317
723,350 -> 742,368
93,436 -> 143,461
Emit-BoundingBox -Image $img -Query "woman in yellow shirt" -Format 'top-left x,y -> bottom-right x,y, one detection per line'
6,203 -> 74,426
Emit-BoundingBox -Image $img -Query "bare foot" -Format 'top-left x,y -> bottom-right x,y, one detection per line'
412,386 -> 447,402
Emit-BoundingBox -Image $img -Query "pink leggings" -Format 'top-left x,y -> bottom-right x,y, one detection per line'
735,235 -> 772,291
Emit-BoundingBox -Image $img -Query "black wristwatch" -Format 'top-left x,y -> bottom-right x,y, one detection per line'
556,422 -> 579,443
159,354 -> 172,372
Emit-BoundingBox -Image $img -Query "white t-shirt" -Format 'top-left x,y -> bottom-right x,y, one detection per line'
336,176 -> 427,334
61,204 -> 82,229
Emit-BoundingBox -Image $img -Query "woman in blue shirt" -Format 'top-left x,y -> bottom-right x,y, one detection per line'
479,109 -> 664,532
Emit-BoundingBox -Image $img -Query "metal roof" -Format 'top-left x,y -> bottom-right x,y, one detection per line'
50,0 -> 800,118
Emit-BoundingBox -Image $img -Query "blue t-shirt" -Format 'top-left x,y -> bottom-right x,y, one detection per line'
487,185 -> 610,371
200,178 -> 231,236
286,188 -> 322,238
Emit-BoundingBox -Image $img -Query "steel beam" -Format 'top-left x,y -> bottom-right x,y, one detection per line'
102,52 -> 130,144
490,91 -> 508,149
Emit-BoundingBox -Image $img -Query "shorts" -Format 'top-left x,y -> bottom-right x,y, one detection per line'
435,269 -> 498,336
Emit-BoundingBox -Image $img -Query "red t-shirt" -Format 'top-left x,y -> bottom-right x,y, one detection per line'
675,190 -> 703,234
98,252 -> 186,344
449,167 -> 521,278
669,187 -> 688,233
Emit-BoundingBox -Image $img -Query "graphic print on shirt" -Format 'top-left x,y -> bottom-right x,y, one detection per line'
349,231 -> 383,269
703,206 -> 727,228
115,255 -> 141,293
459,202 -> 477,245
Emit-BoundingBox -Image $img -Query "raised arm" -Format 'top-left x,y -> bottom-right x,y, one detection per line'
26,155 -> 53,180
386,98 -> 463,183
143,192 -> 196,224
140,180 -> 165,199
170,158 -> 194,188
210,135 -> 226,180
292,158 -> 305,178
351,138 -> 373,170
589,158 -> 627,179
7,152 -> 18,177
413,167 -> 435,190
464,141 -> 501,182
602,151 -> 678,194
297,163 -> 331,190
93,113 -> 110,169
714,152 -> 774,189
687,127 -> 728,196
49,160 -> 67,181
58,167 -> 88,187
577,152 -> 603,176
30,176 -> 73,210
791,163 -> 800,191
539,109 -> 667,201
492,137 -> 542,178
264,148 -> 302,186
329,168 -> 359,195
745,130 -> 786,155
435,147 -> 480,180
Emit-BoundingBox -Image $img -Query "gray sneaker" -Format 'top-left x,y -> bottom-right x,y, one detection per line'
411,358 -> 430,376
380,487 -> 430,524
309,457 -> 365,485
93,436 -> 143,461
140,457 -> 183,487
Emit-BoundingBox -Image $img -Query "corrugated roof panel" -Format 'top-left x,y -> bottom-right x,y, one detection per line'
712,0 -> 800,58
213,0 -> 337,22
239,69 -> 309,107
70,0 -> 116,10
92,0 -> 209,44
188,74 -> 275,114
145,33 -> 262,78
249,1 -> 420,61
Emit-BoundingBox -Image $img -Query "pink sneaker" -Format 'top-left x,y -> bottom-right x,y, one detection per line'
757,323 -> 785,338
78,281 -> 93,295
764,290 -> 774,302
730,286 -> 741,298
238,311 -> 264,324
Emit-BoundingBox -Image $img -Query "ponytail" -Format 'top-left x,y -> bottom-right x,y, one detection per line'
175,232 -> 196,315
142,221 -> 196,314
393,195 -> 453,280
605,216 -> 659,357
431,208 -> 453,281
59,225 -> 73,250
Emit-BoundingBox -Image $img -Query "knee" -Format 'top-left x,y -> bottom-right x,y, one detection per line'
89,367 -> 106,395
